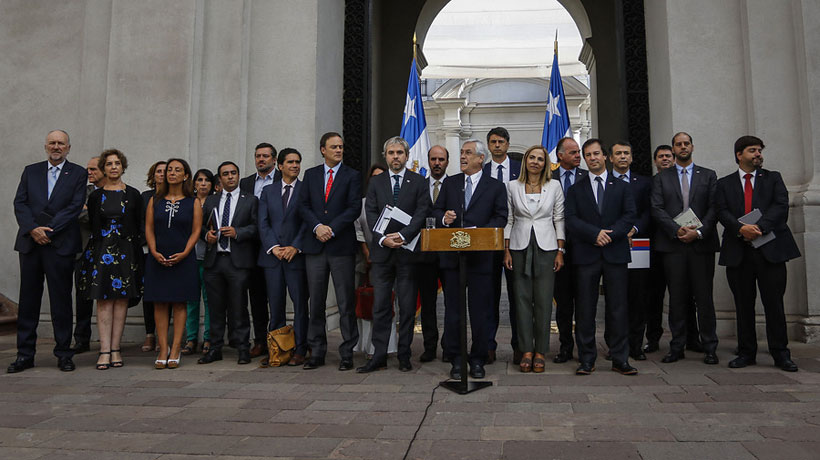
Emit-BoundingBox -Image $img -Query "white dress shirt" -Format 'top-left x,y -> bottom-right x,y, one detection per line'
589,169 -> 608,204
738,168 -> 756,189
216,187 -> 240,252
428,175 -> 447,203
379,168 -> 407,247
489,157 -> 511,183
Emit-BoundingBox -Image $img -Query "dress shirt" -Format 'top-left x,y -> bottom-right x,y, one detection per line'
428,175 -> 447,202
675,163 -> 694,189
47,160 -> 66,199
216,187 -> 240,252
252,172 -> 275,198
379,168 -> 407,247
558,166 -> 577,191
490,157 -> 511,183
312,163 -> 343,236
589,169 -> 608,203
738,168 -> 756,189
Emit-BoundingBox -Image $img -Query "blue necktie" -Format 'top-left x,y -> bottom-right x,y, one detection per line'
496,164 -> 503,182
47,166 -> 59,199
219,192 -> 231,249
464,177 -> 473,209
563,170 -> 572,194
392,175 -> 400,205
595,176 -> 604,212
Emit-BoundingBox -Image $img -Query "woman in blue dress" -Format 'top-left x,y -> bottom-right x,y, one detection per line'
79,149 -> 144,370
144,158 -> 202,369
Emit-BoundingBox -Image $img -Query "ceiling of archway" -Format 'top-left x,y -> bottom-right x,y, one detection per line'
422,0 -> 586,79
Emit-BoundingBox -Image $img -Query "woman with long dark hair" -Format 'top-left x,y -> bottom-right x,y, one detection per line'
144,158 -> 201,369
140,161 -> 166,353
182,169 -> 215,356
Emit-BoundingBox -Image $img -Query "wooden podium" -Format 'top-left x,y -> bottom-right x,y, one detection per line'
421,227 -> 504,395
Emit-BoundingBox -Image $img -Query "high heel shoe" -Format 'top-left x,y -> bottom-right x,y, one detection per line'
155,348 -> 170,370
167,351 -> 181,369
533,353 -> 546,374
111,349 -> 124,368
181,340 -> 197,356
96,351 -> 111,370
519,353 -> 533,373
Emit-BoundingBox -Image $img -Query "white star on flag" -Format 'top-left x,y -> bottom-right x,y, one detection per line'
403,93 -> 416,124
546,91 -> 561,124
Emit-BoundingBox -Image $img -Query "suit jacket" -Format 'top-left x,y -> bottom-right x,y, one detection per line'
557,167 -> 589,193
14,160 -> 87,256
201,190 -> 259,269
650,164 -> 719,253
257,179 -> 307,269
432,172 -> 507,272
504,179 -> 565,251
565,174 -> 636,265
715,168 -> 800,266
298,163 -> 362,256
365,169 -> 431,264
619,171 -> 652,237
239,170 -> 282,196
483,157 -> 521,182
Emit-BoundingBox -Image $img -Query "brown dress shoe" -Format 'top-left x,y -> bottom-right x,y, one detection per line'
288,354 -> 306,366
249,343 -> 266,358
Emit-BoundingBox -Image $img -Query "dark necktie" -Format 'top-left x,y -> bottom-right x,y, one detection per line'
282,184 -> 292,209
219,192 -> 231,249
496,164 -> 503,182
563,170 -> 572,194
744,173 -> 753,214
620,174 -> 629,182
595,176 -> 604,212
393,175 -> 401,205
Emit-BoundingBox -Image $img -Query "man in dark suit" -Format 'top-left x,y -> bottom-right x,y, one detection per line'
565,139 -> 637,375
71,156 -> 105,353
610,141 -> 652,360
552,137 -> 588,363
644,145 -> 702,354
239,142 -> 282,358
483,127 -> 521,364
416,145 -> 448,362
10,130 -> 87,373
650,132 -> 720,365
358,137 -> 431,373
715,136 -> 800,372
298,132 -> 362,370
433,138 -> 507,380
198,161 -> 259,365
257,148 -> 309,366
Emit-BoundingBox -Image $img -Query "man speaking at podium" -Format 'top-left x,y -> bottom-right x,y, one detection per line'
433,139 -> 507,380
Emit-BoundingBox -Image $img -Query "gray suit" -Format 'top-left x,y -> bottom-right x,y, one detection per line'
201,190 -> 259,352
365,169 -> 431,363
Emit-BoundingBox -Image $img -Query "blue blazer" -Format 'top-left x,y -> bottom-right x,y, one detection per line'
565,174 -> 636,265
14,160 -> 87,256
298,163 -> 362,256
432,172 -> 507,272
483,157 -> 521,182
258,179 -> 307,268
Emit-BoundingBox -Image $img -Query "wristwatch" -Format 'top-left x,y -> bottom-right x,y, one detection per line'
557,248 -> 566,254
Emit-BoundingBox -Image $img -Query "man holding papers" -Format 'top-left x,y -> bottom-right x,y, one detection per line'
715,136 -> 800,372
650,132 -> 720,365
359,137 -> 431,373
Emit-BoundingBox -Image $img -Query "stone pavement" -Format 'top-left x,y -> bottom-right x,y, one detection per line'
2,326 -> 820,460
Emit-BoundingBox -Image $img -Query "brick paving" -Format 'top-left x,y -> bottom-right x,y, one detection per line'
1,325 -> 820,459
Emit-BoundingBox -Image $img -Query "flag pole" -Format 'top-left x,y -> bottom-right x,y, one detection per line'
554,30 -> 558,56
413,32 -> 418,61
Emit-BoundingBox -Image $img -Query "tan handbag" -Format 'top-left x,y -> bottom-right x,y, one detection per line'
265,325 -> 295,367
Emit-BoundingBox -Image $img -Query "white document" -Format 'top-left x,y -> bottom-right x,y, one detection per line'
373,204 -> 417,251
628,238 -> 650,269
738,208 -> 776,248
673,208 -> 703,229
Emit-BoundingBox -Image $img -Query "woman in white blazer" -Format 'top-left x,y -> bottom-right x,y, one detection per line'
503,146 -> 565,373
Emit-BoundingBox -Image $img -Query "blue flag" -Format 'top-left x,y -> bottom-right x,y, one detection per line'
541,52 -> 571,164
400,58 -> 430,177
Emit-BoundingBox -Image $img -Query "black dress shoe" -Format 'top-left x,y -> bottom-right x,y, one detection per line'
72,342 -> 90,354
303,358 -> 325,370
686,341 -> 704,353
703,353 -> 719,365
449,363 -> 462,380
7,357 -> 34,374
398,358 -> 413,372
58,357 -> 75,372
513,350 -> 523,365
612,361 -> 638,375
419,350 -> 436,363
338,358 -> 354,371
356,359 -> 386,373
469,363 -> 485,379
553,351 -> 572,363
630,351 -> 647,361
661,351 -> 685,363
237,349 -> 251,365
776,359 -> 798,372
643,341 -> 660,353
728,356 -> 756,369
198,349 -> 223,364
575,362 -> 595,375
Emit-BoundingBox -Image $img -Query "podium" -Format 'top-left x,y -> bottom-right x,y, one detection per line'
421,227 -> 504,395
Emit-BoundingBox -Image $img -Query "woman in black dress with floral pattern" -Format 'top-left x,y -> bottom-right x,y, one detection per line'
79,149 -> 143,370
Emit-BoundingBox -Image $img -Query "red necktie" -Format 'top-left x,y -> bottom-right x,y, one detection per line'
744,173 -> 753,214
324,169 -> 334,202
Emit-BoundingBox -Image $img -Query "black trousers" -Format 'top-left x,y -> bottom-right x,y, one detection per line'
645,249 -> 700,346
726,246 -> 790,362
17,246 -> 75,360
441,267 -> 493,366
491,252 -> 517,352
574,260 -> 629,365
626,268 -> 651,353
305,252 -> 358,360
72,262 -> 94,345
664,250 -> 718,354
553,261 -> 577,354
247,266 -> 269,345
204,254 -> 251,352
415,258 -> 442,354
371,252 -> 417,362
